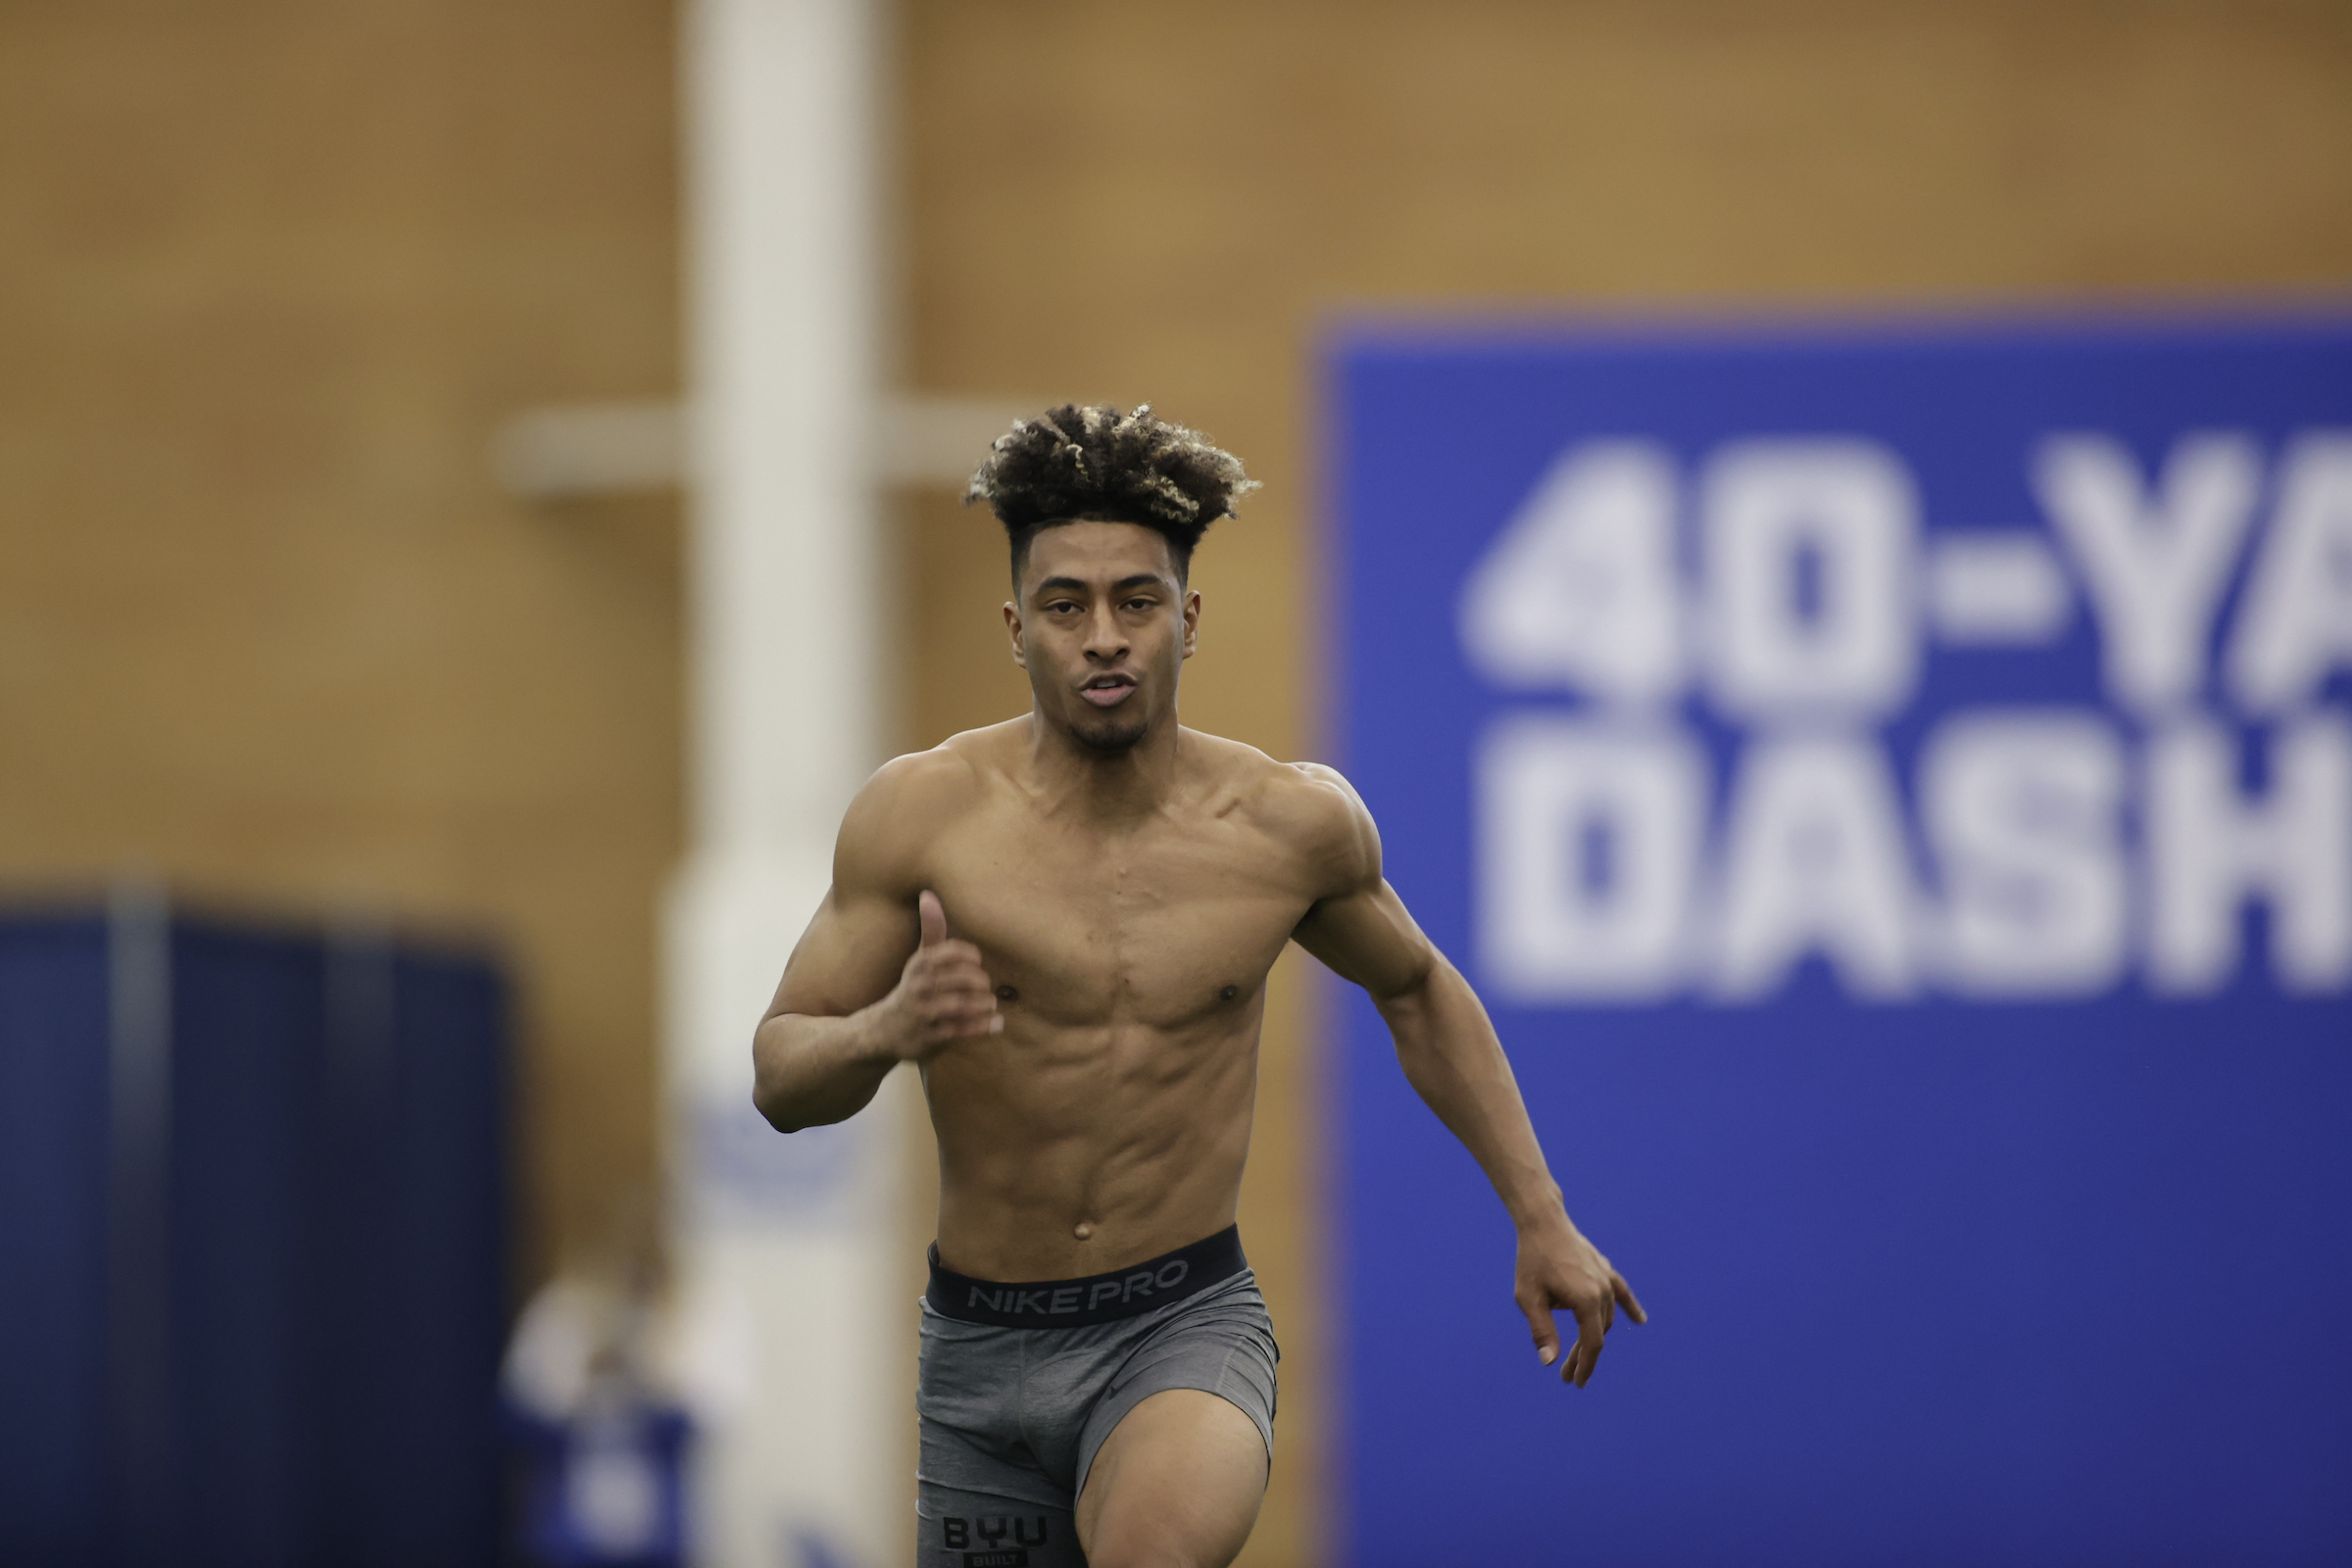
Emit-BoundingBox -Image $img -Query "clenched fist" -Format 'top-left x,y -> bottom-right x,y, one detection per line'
878,889 -> 1003,1059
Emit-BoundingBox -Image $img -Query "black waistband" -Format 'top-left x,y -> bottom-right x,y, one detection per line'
926,1225 -> 1247,1328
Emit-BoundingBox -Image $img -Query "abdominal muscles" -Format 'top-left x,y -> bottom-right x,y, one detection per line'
923,998 -> 1266,1281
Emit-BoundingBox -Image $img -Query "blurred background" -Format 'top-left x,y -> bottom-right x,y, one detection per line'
4,2 -> 2349,1565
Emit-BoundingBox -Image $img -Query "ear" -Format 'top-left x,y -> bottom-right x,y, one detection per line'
1181,588 -> 1200,660
1004,601 -> 1027,668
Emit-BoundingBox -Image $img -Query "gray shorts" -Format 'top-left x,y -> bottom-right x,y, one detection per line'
914,1241 -> 1278,1568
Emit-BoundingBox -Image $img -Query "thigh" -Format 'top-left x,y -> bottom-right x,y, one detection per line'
917,1305 -> 1074,1510
1074,1390 -> 1268,1568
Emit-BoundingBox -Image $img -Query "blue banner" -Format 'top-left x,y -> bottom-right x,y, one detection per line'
1329,314 -> 2352,1566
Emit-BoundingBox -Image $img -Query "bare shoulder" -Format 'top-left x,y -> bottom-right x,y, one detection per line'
836,721 -> 1016,892
1186,730 -> 1382,896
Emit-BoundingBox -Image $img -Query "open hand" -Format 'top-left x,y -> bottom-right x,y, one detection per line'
882,890 -> 1003,1059
1515,1219 -> 1645,1387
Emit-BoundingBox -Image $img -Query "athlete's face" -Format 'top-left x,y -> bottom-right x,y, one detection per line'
1005,520 -> 1199,754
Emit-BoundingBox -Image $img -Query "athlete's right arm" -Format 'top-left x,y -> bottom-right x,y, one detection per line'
751,759 -> 1002,1133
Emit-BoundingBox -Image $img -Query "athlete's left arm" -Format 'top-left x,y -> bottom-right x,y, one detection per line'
1286,763 -> 1646,1388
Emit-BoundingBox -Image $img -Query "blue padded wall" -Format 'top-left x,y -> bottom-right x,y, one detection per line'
0,917 -> 113,1567
0,908 -> 508,1568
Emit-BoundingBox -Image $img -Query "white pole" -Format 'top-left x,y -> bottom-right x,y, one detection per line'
670,1 -> 900,1564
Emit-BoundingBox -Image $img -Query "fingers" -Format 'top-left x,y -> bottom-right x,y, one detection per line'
1519,1239 -> 1641,1388
909,959 -> 1000,1041
912,942 -> 993,1000
926,1003 -> 1003,1041
1526,1280 -> 1635,1388
907,992 -> 1000,1046
1564,1311 -> 1606,1387
1518,1294 -> 1561,1370
1568,1293 -> 1613,1386
900,895 -> 1000,1051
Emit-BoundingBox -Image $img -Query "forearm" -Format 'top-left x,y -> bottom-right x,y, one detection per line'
1376,958 -> 1570,1233
752,1007 -> 900,1133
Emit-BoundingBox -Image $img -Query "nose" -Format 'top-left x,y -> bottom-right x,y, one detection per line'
1083,602 -> 1128,662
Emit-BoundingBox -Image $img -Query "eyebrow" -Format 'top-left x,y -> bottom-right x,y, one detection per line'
1034,573 -> 1169,598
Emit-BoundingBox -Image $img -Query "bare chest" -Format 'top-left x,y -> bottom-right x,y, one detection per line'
924,808 -> 1310,1029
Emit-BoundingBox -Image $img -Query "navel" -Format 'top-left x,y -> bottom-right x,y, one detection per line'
1073,1221 -> 1095,1241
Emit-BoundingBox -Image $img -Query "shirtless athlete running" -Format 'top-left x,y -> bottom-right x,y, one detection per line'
752,405 -> 1642,1568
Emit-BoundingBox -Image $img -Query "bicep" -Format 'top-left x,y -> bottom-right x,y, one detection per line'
1284,763 -> 1438,999
763,764 -> 929,1020
1292,876 -> 1439,1001
766,882 -> 916,1020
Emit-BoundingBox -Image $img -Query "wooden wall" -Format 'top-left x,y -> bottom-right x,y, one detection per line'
896,3 -> 2352,1559
7,2 -> 2349,1559
0,1 -> 682,1282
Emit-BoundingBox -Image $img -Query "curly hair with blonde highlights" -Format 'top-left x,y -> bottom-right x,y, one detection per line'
964,403 -> 1257,581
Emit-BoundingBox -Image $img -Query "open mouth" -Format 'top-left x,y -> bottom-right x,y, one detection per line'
1079,673 -> 1137,708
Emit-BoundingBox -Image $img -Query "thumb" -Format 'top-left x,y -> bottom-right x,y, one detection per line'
1521,1297 -> 1560,1368
918,890 -> 947,948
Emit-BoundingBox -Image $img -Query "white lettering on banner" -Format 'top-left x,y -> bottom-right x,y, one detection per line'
1477,718 -> 1704,1002
2227,435 -> 2352,714
1460,429 -> 2352,1005
1712,734 -> 1921,1001
1921,711 -> 2128,997
2034,433 -> 2262,715
1702,441 -> 1921,722
1457,442 -> 1685,705
1927,533 -> 2074,645
2146,714 -> 2352,995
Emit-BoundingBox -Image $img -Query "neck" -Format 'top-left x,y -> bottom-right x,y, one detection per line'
1023,705 -> 1184,821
